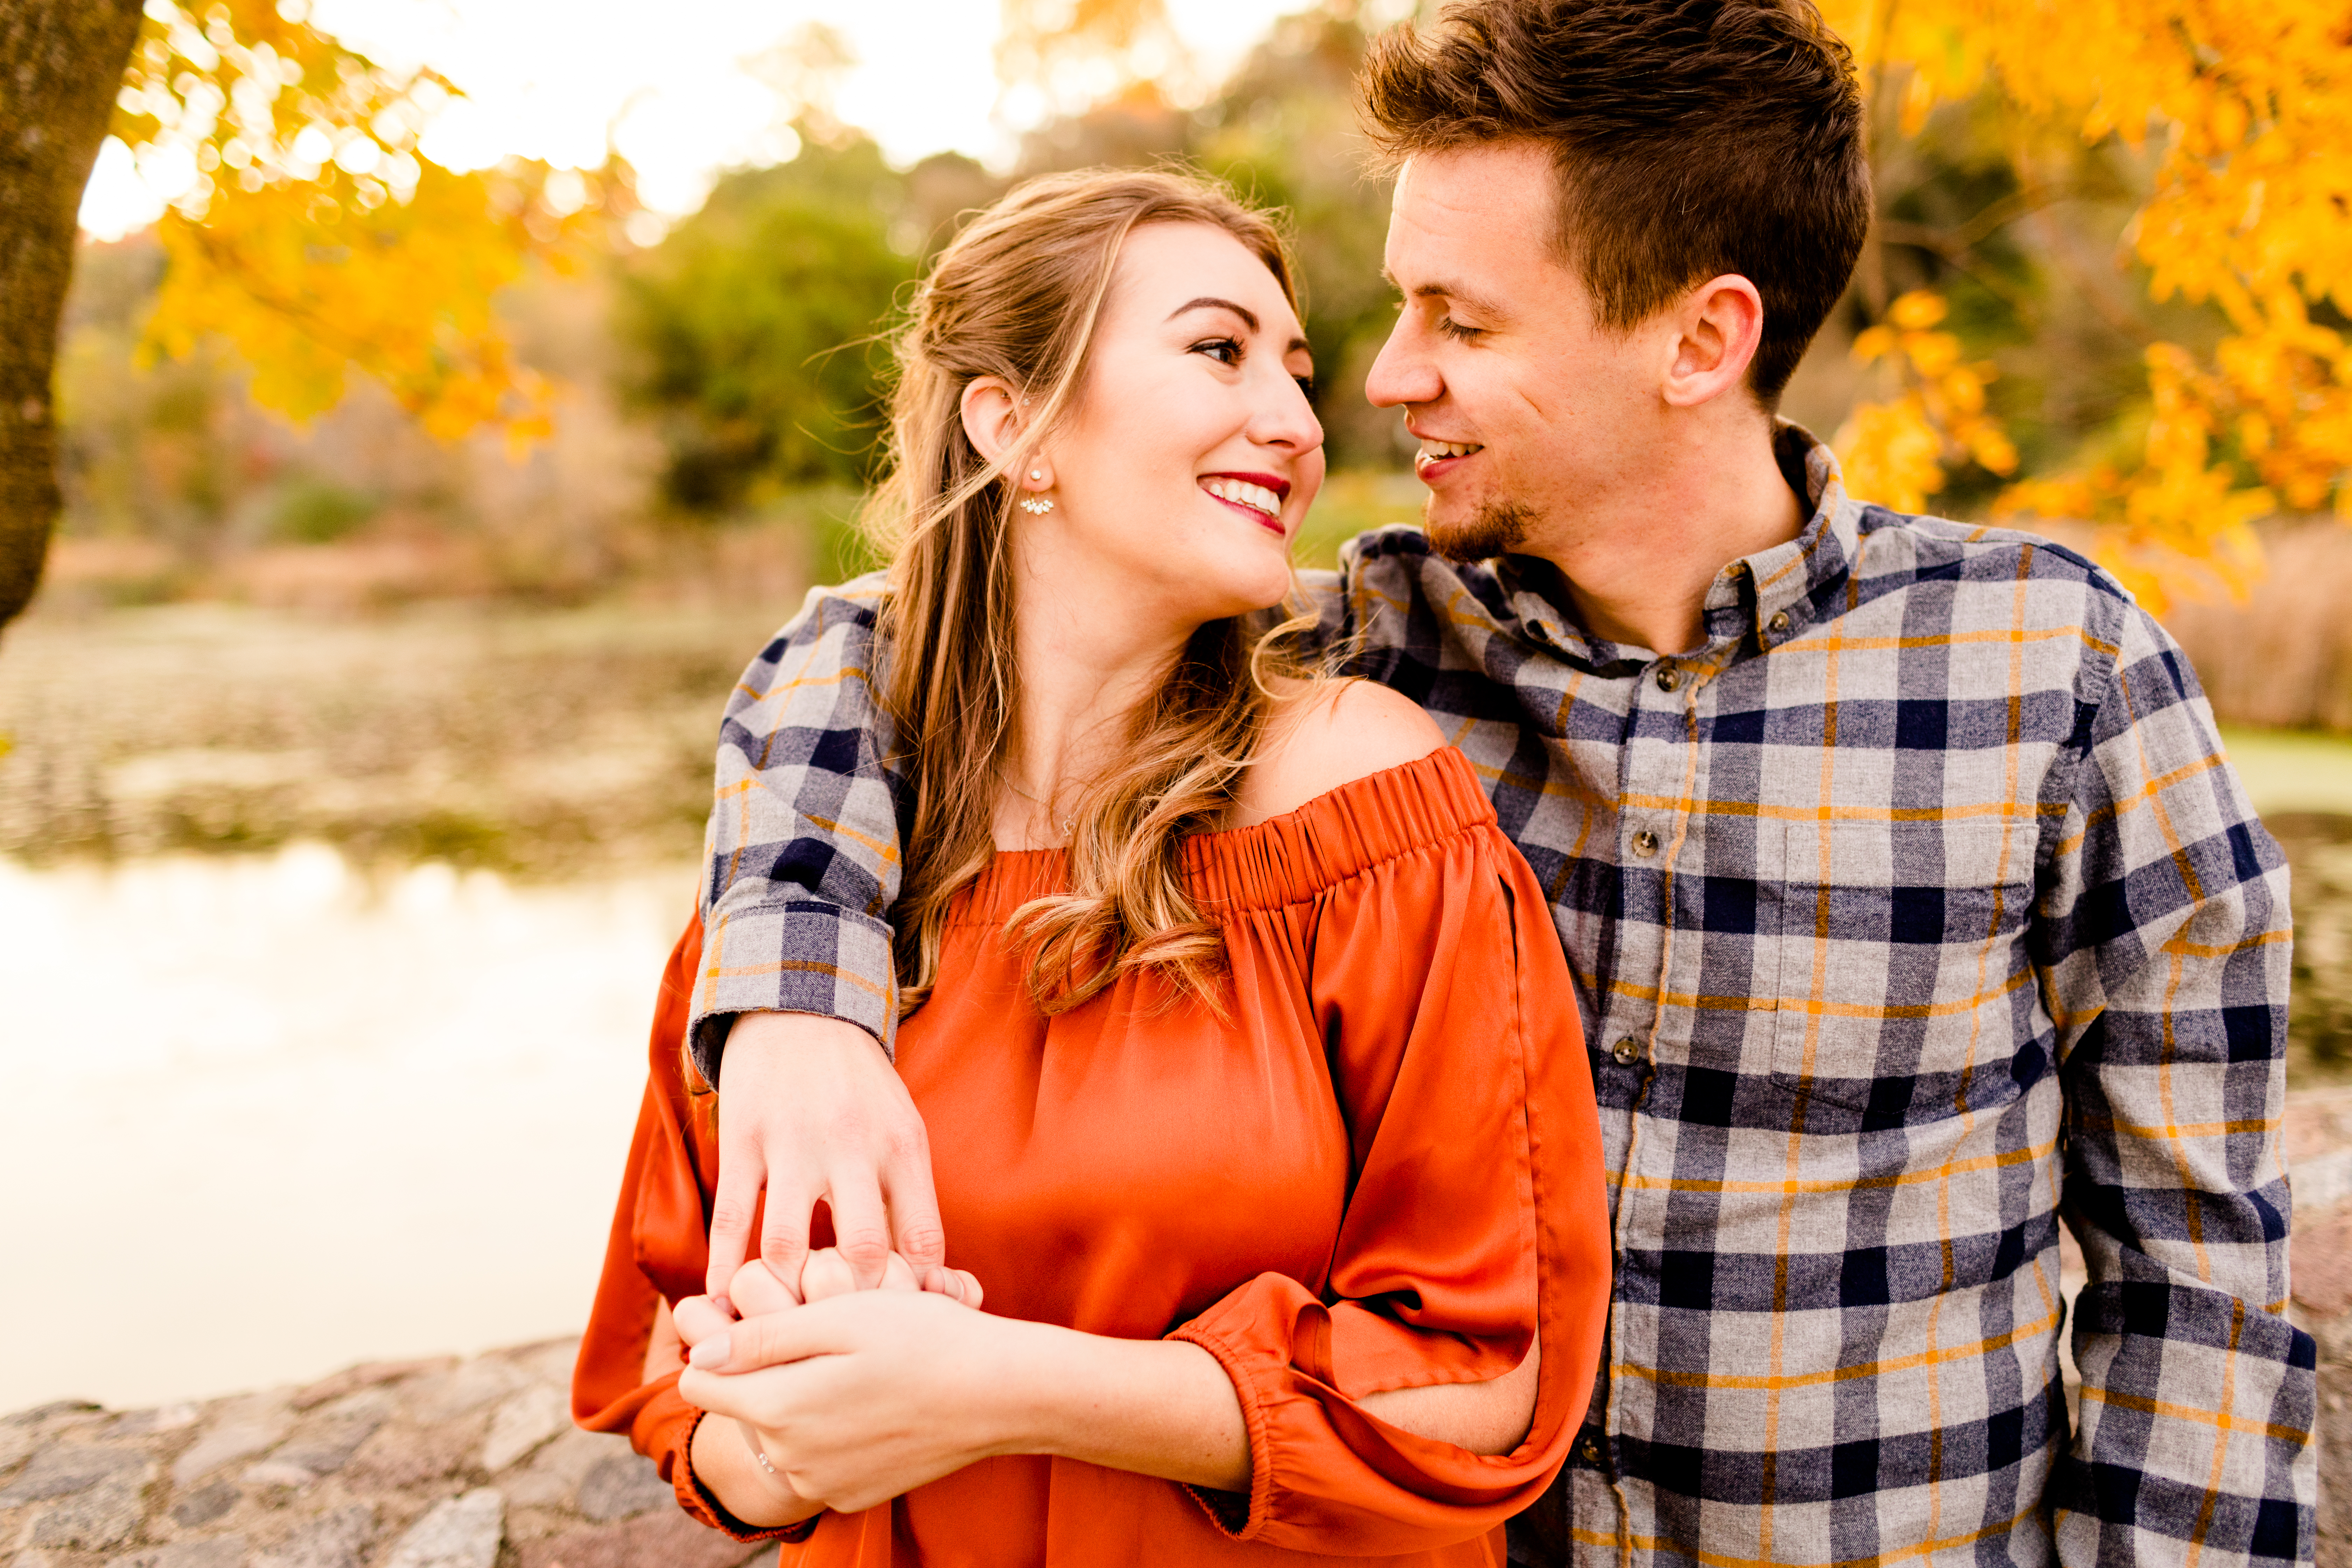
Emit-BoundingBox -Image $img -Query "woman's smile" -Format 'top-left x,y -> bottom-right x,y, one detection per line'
1199,470 -> 1292,538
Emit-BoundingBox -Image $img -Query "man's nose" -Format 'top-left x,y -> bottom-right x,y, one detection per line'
1364,316 -> 1440,410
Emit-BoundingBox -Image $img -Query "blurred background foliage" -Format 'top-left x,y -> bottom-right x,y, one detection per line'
55,0 -> 2352,611
26,0 -> 2352,722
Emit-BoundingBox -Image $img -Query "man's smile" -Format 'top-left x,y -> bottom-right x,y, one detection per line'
1413,438 -> 1484,481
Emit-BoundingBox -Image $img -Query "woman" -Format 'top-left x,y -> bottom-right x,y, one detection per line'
573,168 -> 1612,1563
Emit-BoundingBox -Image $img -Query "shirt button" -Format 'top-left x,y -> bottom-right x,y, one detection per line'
1655,665 -> 1681,692
1580,1436 -> 1605,1463
1612,1036 -> 1644,1066
1768,611 -> 1792,636
1632,829 -> 1660,857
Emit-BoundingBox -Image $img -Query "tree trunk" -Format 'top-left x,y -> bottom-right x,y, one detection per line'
0,0 -> 144,634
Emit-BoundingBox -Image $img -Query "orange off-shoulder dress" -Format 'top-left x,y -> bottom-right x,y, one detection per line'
574,748 -> 1612,1565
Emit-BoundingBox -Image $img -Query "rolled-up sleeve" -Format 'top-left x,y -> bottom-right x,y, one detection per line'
2037,604 -> 2314,1564
574,913 -> 819,1546
1169,813 -> 1614,1552
691,576 -> 908,1079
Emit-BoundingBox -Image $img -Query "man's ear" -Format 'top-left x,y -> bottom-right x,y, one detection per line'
1662,274 -> 1766,410
959,377 -> 1027,467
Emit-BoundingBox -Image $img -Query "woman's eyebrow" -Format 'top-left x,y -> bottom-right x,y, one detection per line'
1167,296 -> 1259,332
1167,295 -> 1309,355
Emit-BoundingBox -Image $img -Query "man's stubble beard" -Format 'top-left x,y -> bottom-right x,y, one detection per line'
1425,495 -> 1535,563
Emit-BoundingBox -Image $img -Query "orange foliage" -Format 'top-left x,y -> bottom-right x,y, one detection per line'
114,0 -> 624,448
1823,0 -> 2352,610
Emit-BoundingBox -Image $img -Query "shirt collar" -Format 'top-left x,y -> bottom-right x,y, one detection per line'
1491,420 -> 1858,669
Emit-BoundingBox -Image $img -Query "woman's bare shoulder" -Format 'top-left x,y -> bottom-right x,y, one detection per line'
1234,678 -> 1446,826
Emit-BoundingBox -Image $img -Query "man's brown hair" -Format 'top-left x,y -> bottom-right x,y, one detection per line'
1360,0 -> 1870,405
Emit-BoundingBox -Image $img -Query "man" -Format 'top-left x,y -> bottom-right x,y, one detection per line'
681,1 -> 2311,1561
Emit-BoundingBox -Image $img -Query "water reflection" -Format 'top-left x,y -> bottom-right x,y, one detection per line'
0,845 -> 695,1413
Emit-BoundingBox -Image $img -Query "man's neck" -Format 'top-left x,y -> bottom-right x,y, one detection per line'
1539,424 -> 1808,657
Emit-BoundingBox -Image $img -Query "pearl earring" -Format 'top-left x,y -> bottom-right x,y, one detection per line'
1020,466 -> 1053,512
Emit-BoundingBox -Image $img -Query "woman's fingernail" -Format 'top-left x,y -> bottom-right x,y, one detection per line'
710,1294 -> 734,1319
689,1334 -> 731,1370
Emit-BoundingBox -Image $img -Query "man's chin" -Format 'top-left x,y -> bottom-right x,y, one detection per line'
1422,495 -> 1535,564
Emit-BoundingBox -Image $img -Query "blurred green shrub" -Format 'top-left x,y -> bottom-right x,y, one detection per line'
616,135 -> 924,512
270,478 -> 379,545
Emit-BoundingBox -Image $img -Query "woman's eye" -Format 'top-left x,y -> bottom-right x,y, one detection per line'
1436,316 -> 1484,343
1192,336 -> 1244,366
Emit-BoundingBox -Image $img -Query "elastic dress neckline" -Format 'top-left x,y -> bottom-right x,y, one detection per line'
950,746 -> 1498,923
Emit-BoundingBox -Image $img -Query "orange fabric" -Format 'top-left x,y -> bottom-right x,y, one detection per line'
574,747 -> 1612,1564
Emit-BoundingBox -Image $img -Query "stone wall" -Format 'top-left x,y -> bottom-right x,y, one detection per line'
11,1087 -> 2352,1568
0,1340 -> 772,1568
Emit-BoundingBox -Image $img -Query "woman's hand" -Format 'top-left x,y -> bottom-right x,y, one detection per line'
672,1250 -> 984,1358
679,1289 -> 1043,1514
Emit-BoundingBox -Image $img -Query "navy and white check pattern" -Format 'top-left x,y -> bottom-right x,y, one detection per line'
690,425 -> 2311,1565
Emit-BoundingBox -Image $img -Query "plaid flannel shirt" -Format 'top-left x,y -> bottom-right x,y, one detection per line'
690,426 -> 2311,1566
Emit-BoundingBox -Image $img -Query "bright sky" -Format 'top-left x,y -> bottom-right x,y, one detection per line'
79,0 -> 1382,241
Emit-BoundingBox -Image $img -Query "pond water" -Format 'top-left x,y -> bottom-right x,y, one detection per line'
0,846 -> 696,1413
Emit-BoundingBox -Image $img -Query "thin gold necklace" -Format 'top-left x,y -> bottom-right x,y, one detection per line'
1001,773 -> 1077,839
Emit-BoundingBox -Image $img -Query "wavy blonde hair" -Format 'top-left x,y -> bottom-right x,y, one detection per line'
862,167 -> 1318,1017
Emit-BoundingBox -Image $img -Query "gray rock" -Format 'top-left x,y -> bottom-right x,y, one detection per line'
507,1339 -> 581,1388
500,1427 -> 627,1511
342,1418 -> 478,1490
28,1466 -> 153,1551
0,1443 -> 149,1505
575,1452 -> 671,1521
169,1479 -> 239,1528
172,1418 -> 292,1486
112,1533 -> 250,1568
743,1548 -> 782,1568
480,1387 -> 567,1474
407,1359 -> 529,1425
250,1503 -> 376,1568
0,1421 -> 37,1475
110,1405 -> 201,1437
381,1488 -> 503,1568
4,1400 -> 104,1426
258,1402 -> 389,1484
242,1459 -> 322,1489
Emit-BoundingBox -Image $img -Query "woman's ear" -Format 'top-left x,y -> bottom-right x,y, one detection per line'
960,376 -> 1027,468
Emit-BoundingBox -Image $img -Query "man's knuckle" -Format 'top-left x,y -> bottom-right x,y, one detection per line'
709,1199 -> 756,1234
895,1220 -> 946,1260
835,1228 -> 891,1263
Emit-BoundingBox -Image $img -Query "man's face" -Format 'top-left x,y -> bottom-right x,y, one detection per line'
1366,141 -> 1662,561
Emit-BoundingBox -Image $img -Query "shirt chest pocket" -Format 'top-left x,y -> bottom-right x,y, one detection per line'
1764,817 -> 2041,1122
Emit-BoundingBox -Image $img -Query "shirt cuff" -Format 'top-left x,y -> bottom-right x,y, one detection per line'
676,1410 -> 823,1545
688,899 -> 900,1082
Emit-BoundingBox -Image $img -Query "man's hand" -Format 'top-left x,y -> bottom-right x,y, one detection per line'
705,1011 -> 948,1305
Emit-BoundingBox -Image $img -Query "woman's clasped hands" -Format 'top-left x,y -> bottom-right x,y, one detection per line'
672,1248 -> 1029,1525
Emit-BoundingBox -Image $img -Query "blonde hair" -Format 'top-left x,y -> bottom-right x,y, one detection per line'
862,167 -> 1317,1016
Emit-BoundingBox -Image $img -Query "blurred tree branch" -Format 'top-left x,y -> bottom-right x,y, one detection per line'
0,0 -> 144,635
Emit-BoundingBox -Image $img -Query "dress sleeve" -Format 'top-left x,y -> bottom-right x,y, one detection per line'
1167,812 -> 1613,1553
570,912 -> 817,1545
692,576 -> 910,1079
